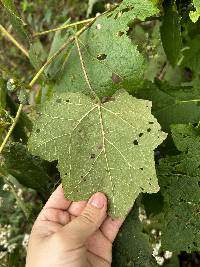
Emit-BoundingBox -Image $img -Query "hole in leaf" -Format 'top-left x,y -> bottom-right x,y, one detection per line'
65,173 -> 67,176
116,31 -> 124,37
36,129 -> 40,133
96,23 -> 101,30
140,168 -> 143,171
97,53 -> 107,60
139,133 -> 143,137
101,96 -> 115,103
90,153 -> 96,159
66,99 -> 70,103
98,144 -> 103,150
193,241 -> 197,247
149,121 -> 154,124
56,98 -> 62,103
147,128 -> 151,132
133,140 -> 138,145
198,181 -> 200,187
112,73 -> 123,84
140,187 -> 144,191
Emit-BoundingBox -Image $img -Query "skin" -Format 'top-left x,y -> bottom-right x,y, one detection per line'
26,185 -> 125,267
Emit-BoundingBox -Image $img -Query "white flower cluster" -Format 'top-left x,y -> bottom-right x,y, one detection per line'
0,224 -> 17,254
151,230 -> 173,265
22,233 -> 30,249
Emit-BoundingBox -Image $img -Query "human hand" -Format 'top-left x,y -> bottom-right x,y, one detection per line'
25,185 -> 125,267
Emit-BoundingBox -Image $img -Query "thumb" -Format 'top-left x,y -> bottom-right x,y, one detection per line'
63,192 -> 107,244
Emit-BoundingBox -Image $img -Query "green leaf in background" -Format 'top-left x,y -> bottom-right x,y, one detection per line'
1,142 -> 52,201
46,20 -> 73,79
160,1 -> 182,66
158,154 -> 200,252
29,39 -> 47,70
157,124 -> 200,252
182,35 -> 200,75
53,0 -> 158,97
190,0 -> 200,23
135,82 -> 200,131
1,0 -> 30,42
113,204 -> 153,267
28,90 -> 166,218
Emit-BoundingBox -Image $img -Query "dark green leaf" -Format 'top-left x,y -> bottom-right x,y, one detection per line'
135,81 -> 200,131
2,142 -> 53,201
113,204 -> 153,267
160,1 -> 182,66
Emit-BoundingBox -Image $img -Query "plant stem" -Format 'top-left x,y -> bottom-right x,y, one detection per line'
33,18 -> 94,36
177,99 -> 200,104
0,24 -> 29,58
0,18 -> 96,154
0,104 -> 23,153
75,36 -> 98,100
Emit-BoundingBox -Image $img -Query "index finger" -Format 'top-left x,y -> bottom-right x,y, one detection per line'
44,184 -> 72,210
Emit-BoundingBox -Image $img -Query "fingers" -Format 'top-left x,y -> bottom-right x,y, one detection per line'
44,184 -> 71,210
100,216 -> 125,243
68,200 -> 87,216
61,192 -> 107,244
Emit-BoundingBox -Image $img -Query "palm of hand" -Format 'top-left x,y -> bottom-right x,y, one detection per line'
26,186 -> 124,267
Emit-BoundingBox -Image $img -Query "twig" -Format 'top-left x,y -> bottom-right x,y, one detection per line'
0,24 -> 29,58
75,36 -> 97,99
0,18 -> 96,154
33,18 -> 94,37
0,104 -> 23,153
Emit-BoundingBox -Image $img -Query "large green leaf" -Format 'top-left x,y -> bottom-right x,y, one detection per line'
53,0 -> 158,97
28,90 -> 166,218
160,1 -> 182,66
113,204 -> 153,267
157,124 -> 200,252
1,0 -> 30,42
158,155 -> 200,252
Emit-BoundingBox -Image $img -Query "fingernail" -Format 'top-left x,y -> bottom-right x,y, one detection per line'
88,192 -> 105,209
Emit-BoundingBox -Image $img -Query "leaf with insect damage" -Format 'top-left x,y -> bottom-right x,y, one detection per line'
53,0 -> 158,97
28,89 -> 166,218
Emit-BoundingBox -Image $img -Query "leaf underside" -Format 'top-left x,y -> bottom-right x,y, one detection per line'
28,89 -> 166,218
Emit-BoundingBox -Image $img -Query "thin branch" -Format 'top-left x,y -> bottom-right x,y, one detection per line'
0,104 -> 23,153
0,24 -> 29,58
0,18 -> 96,154
75,35 -> 98,100
33,18 -> 94,37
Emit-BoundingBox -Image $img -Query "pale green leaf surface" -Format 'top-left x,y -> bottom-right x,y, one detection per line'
28,89 -> 166,218
54,0 -> 158,97
190,0 -> 200,22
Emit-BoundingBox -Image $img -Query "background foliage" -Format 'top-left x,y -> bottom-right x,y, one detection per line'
1,0 -> 200,266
